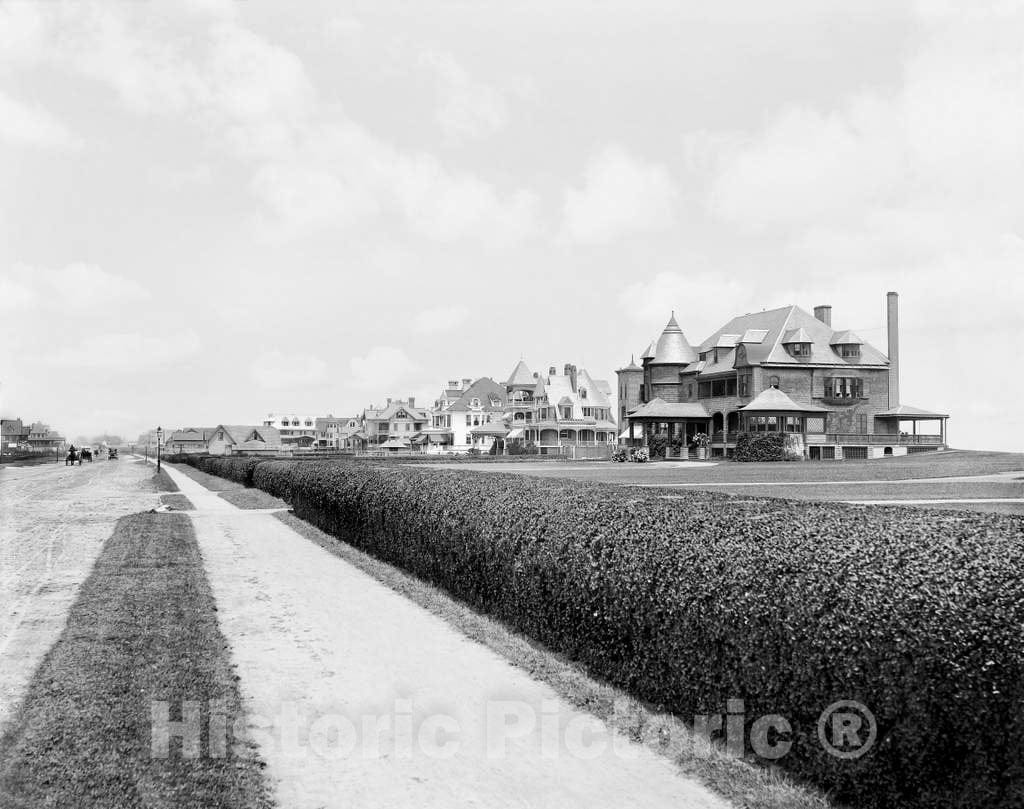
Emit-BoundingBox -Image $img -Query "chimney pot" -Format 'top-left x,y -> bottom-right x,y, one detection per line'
813,305 -> 832,326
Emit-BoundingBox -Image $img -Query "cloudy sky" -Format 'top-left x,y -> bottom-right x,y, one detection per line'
1,1 -> 1021,449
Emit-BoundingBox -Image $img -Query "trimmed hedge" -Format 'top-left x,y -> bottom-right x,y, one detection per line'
186,455 -> 1024,808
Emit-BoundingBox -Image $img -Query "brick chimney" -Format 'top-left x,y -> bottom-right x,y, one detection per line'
813,305 -> 832,326
887,291 -> 899,408
408,396 -> 415,408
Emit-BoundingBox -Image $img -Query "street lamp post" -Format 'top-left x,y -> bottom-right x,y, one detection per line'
156,426 -> 163,473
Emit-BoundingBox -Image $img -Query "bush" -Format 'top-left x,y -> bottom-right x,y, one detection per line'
631,447 -> 649,463
647,434 -> 668,458
611,448 -> 628,463
734,432 -> 787,461
196,458 -> 1024,809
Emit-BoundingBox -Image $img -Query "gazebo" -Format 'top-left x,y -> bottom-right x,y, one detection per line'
624,398 -> 711,447
874,404 -> 949,447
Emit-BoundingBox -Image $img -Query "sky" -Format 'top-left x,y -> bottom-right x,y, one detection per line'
0,0 -> 1021,449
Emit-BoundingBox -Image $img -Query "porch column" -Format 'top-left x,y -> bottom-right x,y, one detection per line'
629,420 -> 635,444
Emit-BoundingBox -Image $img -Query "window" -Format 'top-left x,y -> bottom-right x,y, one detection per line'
580,388 -> 587,399
305,420 -> 313,426
825,377 -> 863,399
561,406 -> 572,419
738,373 -> 751,397
789,343 -> 812,357
784,416 -> 803,433
769,375 -> 780,389
470,397 -> 481,408
839,345 -> 861,358
465,415 -> 472,426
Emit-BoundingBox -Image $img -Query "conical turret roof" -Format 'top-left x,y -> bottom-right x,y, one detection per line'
651,313 -> 697,365
640,341 -> 656,360
506,359 -> 534,387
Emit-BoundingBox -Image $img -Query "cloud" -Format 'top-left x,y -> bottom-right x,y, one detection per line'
47,330 -> 201,370
561,145 -> 679,244
2,263 -> 150,311
0,276 -> 36,310
349,346 -> 415,391
250,351 -> 328,389
420,50 -> 508,143
0,90 -> 79,149
618,270 -> 746,327
411,305 -> 470,335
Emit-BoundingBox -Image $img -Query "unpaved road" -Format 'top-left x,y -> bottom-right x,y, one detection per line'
0,459 -> 159,732
158,461 -> 728,809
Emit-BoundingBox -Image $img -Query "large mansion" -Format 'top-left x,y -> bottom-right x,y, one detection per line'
618,292 -> 948,459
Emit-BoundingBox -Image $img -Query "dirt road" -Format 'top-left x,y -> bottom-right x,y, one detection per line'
158,461 -> 729,809
0,459 -> 159,732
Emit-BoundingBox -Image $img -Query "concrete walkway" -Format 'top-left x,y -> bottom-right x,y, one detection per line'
156,461 -> 729,809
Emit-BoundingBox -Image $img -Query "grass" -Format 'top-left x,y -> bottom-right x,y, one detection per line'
149,467 -> 180,493
166,462 -> 245,492
216,489 -> 287,510
276,509 -> 832,809
161,493 -> 195,510
0,512 -> 273,809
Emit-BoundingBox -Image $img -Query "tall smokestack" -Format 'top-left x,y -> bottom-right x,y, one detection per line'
887,291 -> 899,408
813,305 -> 832,326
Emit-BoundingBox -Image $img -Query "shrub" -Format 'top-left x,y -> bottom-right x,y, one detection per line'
734,432 -> 787,462
611,447 -> 628,463
631,447 -> 649,463
197,459 -> 1024,809
647,434 -> 668,458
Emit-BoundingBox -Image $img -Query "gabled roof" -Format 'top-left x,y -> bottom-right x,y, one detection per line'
875,404 -> 949,418
168,427 -> 216,442
627,398 -> 710,419
651,313 -> 697,365
365,400 -> 430,421
577,368 -> 612,407
506,360 -> 535,387
213,425 -> 283,447
739,387 -> 828,413
445,377 -> 507,412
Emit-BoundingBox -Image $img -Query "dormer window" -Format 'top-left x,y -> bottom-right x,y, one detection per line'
470,397 -> 481,408
839,345 -> 860,358
580,388 -> 587,399
789,343 -> 812,357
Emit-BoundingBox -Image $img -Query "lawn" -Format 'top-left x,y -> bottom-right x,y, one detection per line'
0,512 -> 272,809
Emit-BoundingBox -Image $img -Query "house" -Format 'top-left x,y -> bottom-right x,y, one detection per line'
1,418 -> 29,451
362,398 -> 430,447
207,425 -> 283,456
165,427 -> 215,454
505,362 -> 618,453
261,413 -> 318,447
618,292 -> 949,459
428,377 -> 508,453
314,415 -> 368,450
26,422 -> 64,453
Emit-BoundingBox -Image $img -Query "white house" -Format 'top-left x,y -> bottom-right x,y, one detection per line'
207,425 -> 283,455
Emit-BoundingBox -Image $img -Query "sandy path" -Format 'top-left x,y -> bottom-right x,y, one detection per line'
0,459 -> 159,732
158,461 -> 729,809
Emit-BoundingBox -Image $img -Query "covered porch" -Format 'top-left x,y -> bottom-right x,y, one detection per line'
874,405 -> 949,448
624,399 -> 712,458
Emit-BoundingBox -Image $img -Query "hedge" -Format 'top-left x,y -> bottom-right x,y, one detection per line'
181,455 -> 1024,808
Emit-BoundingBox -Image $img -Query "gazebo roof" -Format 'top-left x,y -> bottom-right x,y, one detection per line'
627,398 -> 709,419
875,404 -> 949,419
739,387 -> 828,413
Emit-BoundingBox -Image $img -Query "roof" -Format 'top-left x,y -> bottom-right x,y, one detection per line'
739,387 -> 828,413
167,427 -> 215,443
627,398 -> 710,419
782,327 -> 813,344
379,437 -> 412,449
506,360 -> 535,387
640,341 -> 656,360
650,313 -> 697,365
875,404 -> 949,418
213,425 -> 283,447
830,329 -> 864,345
470,424 -> 510,436
445,377 -> 507,412
364,400 -> 430,421
698,305 -> 888,368
617,355 -> 642,373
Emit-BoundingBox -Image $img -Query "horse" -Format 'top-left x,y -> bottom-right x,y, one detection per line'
82,447 -> 93,463
65,447 -> 78,466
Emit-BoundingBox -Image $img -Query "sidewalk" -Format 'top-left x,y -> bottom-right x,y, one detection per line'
157,461 -> 729,809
